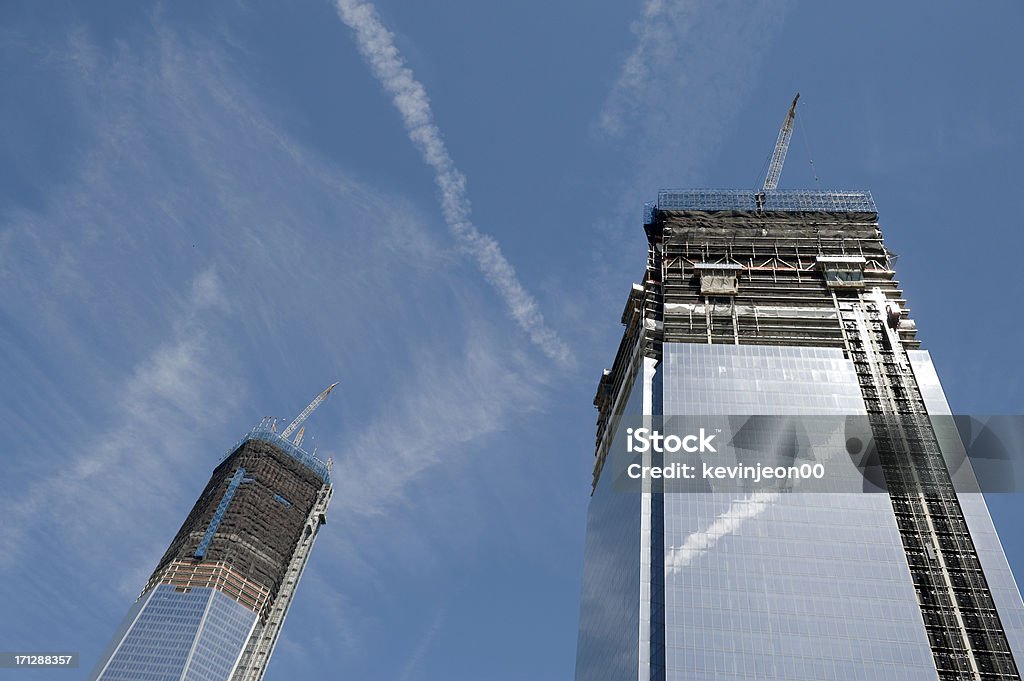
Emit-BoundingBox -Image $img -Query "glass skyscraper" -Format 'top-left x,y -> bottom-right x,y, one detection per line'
89,423 -> 332,681
576,189 -> 1024,680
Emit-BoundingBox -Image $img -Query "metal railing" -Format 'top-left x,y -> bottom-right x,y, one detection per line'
651,188 -> 876,214
221,424 -> 331,484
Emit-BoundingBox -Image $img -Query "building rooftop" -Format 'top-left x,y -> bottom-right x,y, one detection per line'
644,189 -> 876,222
221,424 -> 332,484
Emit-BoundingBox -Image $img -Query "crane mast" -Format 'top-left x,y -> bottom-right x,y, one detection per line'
762,92 -> 800,192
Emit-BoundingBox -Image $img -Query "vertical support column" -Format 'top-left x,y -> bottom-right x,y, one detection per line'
637,356 -> 657,681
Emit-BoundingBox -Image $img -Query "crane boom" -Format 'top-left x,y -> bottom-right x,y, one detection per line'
762,93 -> 800,192
281,382 -> 338,440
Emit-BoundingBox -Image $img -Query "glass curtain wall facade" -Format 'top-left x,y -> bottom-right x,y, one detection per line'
89,427 -> 332,681
576,189 -> 1024,680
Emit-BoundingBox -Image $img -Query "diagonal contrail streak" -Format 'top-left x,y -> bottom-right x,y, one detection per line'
665,492 -> 778,572
334,0 -> 573,366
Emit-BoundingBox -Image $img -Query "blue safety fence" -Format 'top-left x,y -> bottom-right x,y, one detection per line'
220,424 -> 331,485
649,189 -> 876,215
195,467 -> 246,558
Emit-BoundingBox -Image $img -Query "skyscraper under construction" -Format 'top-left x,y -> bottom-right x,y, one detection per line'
89,385 -> 336,681
575,100 -> 1024,680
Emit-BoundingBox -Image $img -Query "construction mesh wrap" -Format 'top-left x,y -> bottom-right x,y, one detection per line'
149,438 -> 327,615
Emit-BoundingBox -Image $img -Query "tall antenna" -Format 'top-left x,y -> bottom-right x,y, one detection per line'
762,93 -> 800,192
281,382 -> 339,440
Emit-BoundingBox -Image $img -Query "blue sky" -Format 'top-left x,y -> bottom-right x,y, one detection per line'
1,1 -> 1023,679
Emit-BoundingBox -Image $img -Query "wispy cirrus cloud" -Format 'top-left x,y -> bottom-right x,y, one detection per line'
584,0 -> 795,309
328,322 -> 546,519
0,267 -> 240,581
597,0 -> 794,186
0,21 -> 562,664
599,0 -> 692,138
333,0 -> 573,367
397,606 -> 446,681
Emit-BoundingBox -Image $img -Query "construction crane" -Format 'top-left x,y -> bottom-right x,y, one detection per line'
281,382 -> 338,440
762,92 -> 800,192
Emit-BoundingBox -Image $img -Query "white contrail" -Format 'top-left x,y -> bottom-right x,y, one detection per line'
599,0 -> 676,136
597,0 -> 790,156
334,0 -> 572,366
664,492 -> 777,572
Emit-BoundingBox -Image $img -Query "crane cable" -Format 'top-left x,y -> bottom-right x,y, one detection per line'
798,101 -> 821,185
